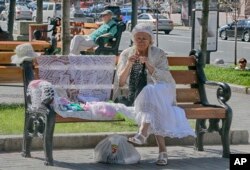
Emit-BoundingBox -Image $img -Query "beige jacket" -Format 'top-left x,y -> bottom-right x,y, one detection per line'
113,45 -> 175,100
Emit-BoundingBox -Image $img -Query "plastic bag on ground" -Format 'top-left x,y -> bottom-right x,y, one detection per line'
94,134 -> 141,164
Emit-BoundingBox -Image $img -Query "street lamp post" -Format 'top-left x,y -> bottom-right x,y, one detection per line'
233,4 -> 238,65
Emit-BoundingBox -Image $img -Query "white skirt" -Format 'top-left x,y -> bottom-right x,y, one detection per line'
134,83 -> 196,138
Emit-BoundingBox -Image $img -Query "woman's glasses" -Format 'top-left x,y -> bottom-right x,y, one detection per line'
135,37 -> 150,42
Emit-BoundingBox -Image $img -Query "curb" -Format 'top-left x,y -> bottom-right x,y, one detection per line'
229,84 -> 250,94
205,84 -> 250,95
174,26 -> 191,31
0,130 -> 248,152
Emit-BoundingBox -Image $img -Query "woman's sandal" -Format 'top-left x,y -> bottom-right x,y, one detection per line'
127,133 -> 147,145
156,152 -> 168,166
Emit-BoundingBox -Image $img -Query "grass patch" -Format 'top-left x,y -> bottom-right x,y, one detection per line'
204,65 -> 250,86
0,104 -> 25,135
170,65 -> 250,86
0,104 -> 195,135
0,104 -> 139,135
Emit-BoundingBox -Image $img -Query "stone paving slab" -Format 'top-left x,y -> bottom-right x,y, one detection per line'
1,145 -> 250,170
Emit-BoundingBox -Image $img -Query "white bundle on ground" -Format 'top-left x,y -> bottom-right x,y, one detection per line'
94,134 -> 141,164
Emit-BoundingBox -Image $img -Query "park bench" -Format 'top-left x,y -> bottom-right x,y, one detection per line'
93,21 -> 126,55
0,42 -> 53,89
1,51 -> 232,165
0,40 -> 57,56
56,22 -> 101,49
55,21 -> 126,55
80,21 -> 126,55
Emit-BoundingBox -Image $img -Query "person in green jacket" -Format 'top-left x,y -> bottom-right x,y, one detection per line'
69,10 -> 117,55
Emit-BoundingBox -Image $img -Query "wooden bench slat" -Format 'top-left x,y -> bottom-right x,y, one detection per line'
0,52 -> 16,64
176,88 -> 200,103
0,66 -> 23,83
177,104 -> 203,108
184,107 -> 226,119
0,41 -> 51,52
55,114 -> 124,123
55,105 -> 226,122
171,70 -> 197,84
168,56 -> 196,66
178,104 -> 226,119
0,52 -> 45,65
83,23 -> 100,29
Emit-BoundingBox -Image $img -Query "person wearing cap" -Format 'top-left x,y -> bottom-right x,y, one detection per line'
235,58 -> 250,70
114,23 -> 195,166
69,10 -> 117,55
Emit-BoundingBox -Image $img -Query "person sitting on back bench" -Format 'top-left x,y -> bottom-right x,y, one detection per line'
0,26 -> 13,40
235,58 -> 250,71
69,10 -> 117,55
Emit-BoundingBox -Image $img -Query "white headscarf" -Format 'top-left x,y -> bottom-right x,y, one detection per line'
131,23 -> 155,44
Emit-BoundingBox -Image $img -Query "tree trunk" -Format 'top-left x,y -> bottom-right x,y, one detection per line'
62,0 -> 71,55
36,0 -> 43,23
7,0 -> 16,36
200,0 -> 209,66
234,20 -> 238,65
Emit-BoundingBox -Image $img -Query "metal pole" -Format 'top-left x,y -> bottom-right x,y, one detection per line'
130,0 -> 138,46
191,9 -> 195,50
156,2 -> 159,47
206,51 -> 210,64
234,12 -> 238,65
131,0 -> 138,31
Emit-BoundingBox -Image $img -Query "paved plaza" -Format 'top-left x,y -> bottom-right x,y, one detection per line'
1,145 -> 250,170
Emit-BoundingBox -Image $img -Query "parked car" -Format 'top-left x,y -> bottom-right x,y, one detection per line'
219,19 -> 250,42
0,0 -> 5,14
27,1 -> 37,11
138,6 -> 160,14
104,5 -> 122,22
0,5 -> 32,20
121,7 -> 132,23
127,13 -> 174,34
70,8 -> 95,23
32,2 -> 62,22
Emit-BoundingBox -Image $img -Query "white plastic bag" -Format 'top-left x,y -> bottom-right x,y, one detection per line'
94,134 -> 141,164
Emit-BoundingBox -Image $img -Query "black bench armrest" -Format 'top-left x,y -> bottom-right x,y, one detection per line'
95,35 -> 114,47
191,49 -> 232,107
204,81 -> 231,104
94,22 -> 126,55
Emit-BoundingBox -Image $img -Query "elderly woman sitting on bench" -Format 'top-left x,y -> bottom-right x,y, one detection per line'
115,23 -> 196,166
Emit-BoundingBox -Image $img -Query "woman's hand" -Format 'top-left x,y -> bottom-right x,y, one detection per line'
119,55 -> 138,87
126,55 -> 138,68
128,55 -> 139,63
139,56 -> 155,75
139,56 -> 148,64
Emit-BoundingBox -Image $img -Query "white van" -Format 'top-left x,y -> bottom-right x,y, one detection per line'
32,2 -> 62,22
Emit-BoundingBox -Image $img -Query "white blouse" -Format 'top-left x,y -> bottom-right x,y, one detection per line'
113,45 -> 175,100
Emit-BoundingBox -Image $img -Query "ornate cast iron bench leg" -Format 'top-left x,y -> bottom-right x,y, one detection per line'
221,107 -> 232,158
43,107 -> 56,166
22,110 -> 33,158
22,110 -> 47,158
195,119 -> 206,151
